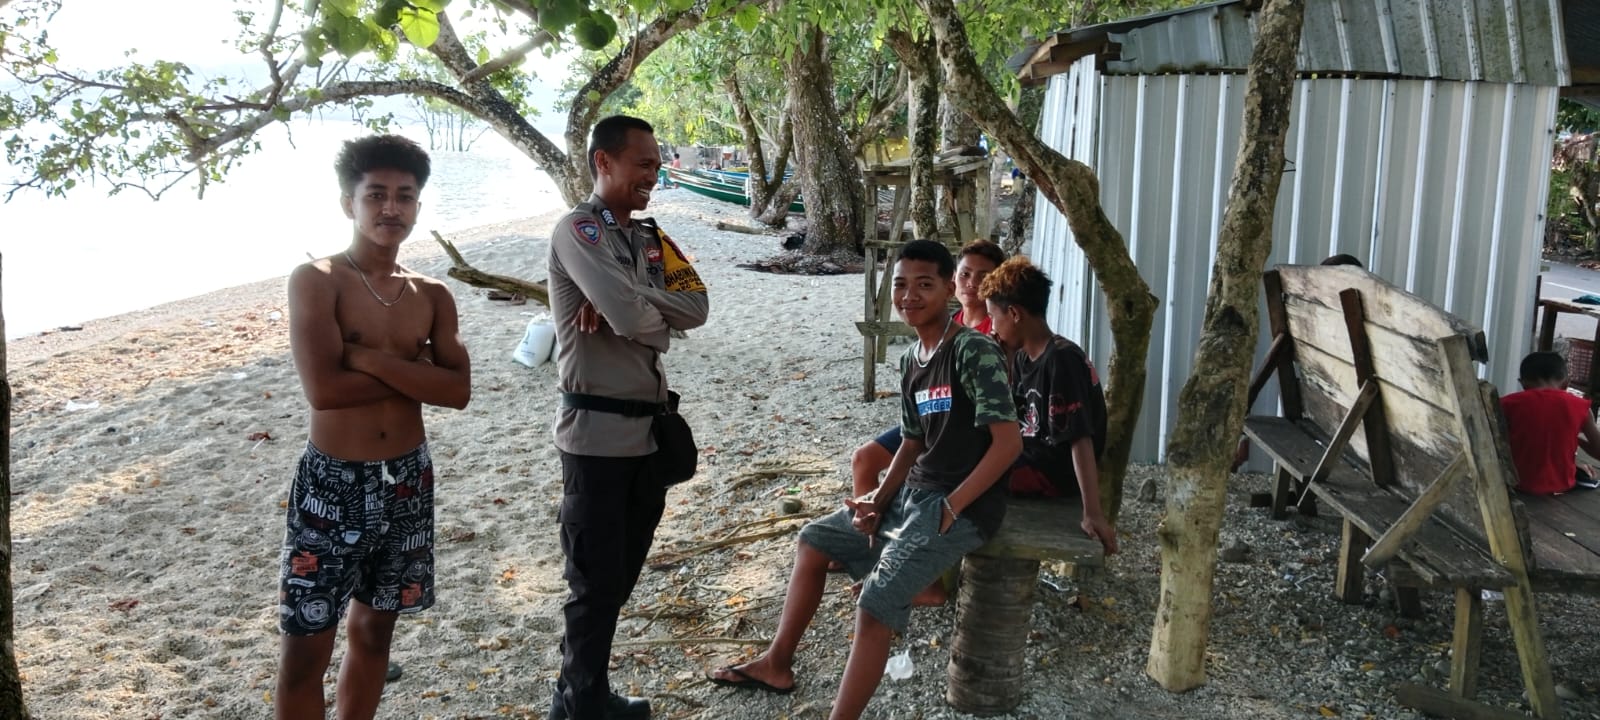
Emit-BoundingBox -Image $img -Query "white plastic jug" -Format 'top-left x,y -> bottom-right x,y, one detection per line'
513,316 -> 557,367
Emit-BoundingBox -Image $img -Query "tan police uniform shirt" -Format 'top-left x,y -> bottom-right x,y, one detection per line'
548,195 -> 709,457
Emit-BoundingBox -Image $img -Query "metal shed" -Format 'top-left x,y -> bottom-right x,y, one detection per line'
1014,0 -> 1600,465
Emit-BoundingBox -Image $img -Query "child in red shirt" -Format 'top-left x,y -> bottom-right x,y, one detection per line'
1500,351 -> 1600,494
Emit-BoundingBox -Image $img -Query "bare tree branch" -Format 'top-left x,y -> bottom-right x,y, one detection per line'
460,33 -> 555,84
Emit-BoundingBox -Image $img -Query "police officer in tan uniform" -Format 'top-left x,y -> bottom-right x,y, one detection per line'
546,115 -> 709,720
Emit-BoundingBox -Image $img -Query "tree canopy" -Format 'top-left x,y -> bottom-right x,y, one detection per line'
0,0 -> 757,205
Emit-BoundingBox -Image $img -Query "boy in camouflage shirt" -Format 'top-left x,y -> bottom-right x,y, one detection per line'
709,240 -> 1020,719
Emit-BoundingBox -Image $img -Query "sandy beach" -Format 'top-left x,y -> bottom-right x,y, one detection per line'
12,192 -> 1600,720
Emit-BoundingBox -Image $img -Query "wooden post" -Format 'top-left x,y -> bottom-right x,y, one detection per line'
1271,466 -> 1294,520
1450,586 -> 1484,699
946,555 -> 1039,715
1336,519 -> 1369,604
1262,271 -> 1302,420
1437,335 -> 1559,717
1538,302 -> 1557,351
863,243 -> 881,402
1339,289 -> 1397,487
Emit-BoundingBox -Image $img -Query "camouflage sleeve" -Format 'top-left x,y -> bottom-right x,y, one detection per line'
955,333 -> 1016,427
899,346 -> 925,440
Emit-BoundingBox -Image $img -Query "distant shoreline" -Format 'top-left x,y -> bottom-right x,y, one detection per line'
8,211 -> 562,367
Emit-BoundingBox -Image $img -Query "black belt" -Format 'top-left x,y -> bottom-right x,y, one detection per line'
561,392 -> 667,417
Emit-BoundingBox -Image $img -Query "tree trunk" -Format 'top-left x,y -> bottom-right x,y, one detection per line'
1147,0 -> 1304,692
0,256 -> 30,719
997,85 -> 1045,251
726,73 -> 796,227
1004,178 -> 1035,254
922,0 -> 1157,522
787,26 -> 866,255
937,95 -> 983,236
885,30 -> 941,239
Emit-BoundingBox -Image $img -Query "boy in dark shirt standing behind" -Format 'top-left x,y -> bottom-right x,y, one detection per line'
982,257 -> 1117,554
708,240 -> 1019,719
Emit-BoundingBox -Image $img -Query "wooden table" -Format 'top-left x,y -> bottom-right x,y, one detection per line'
1535,298 -> 1600,416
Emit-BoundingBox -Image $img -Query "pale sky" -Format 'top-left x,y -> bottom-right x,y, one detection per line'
41,1 -> 573,95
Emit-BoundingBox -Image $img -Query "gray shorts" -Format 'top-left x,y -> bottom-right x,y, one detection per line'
799,486 -> 984,632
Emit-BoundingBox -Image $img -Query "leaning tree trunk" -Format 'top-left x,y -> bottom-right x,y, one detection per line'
885,30 -> 941,239
787,26 -> 867,255
1148,0 -> 1304,692
0,257 -> 29,719
922,0 -> 1157,522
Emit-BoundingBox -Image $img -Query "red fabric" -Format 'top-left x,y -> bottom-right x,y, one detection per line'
1501,388 -> 1592,495
952,309 -> 993,336
1008,463 -> 1061,497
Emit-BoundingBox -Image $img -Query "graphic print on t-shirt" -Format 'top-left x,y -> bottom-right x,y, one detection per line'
1020,389 -> 1042,438
916,385 -> 953,415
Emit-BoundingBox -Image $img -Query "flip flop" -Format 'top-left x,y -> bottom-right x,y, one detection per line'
708,665 -> 796,695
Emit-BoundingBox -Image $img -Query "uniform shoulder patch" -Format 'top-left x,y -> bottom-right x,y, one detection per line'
599,208 -> 618,227
572,217 -> 602,245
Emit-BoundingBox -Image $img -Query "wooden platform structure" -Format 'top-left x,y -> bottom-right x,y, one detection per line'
1241,264 -> 1600,718
857,153 -> 994,401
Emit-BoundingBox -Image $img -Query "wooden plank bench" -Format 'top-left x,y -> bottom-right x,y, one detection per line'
1243,265 -> 1560,718
945,496 -> 1105,715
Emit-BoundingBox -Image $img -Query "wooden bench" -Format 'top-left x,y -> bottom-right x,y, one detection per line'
945,496 -> 1105,715
1242,265 -> 1560,718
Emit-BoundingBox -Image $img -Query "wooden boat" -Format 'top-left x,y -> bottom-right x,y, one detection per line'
667,168 -> 804,213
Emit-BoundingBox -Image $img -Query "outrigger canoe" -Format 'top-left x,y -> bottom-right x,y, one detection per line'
666,168 -> 805,214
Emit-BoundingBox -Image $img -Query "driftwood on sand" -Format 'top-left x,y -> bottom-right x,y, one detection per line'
432,231 -> 550,307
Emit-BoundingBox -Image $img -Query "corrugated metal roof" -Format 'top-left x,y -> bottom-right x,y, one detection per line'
1014,0 -> 1584,87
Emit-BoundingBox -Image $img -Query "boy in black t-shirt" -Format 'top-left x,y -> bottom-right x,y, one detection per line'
708,240 -> 1020,719
982,257 -> 1117,554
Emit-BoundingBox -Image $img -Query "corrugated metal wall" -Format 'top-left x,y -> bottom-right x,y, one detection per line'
1031,62 -> 1560,464
1105,0 -> 1570,86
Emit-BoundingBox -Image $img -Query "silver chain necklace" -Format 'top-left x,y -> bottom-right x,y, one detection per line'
343,251 -> 406,307
915,314 -> 955,368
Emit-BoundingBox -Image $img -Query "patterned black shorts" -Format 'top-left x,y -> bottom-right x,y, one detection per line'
277,442 -> 435,636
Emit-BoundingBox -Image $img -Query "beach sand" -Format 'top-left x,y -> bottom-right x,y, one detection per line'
11,193 -> 1600,719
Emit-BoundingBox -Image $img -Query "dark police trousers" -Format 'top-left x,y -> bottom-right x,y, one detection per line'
556,452 -> 667,720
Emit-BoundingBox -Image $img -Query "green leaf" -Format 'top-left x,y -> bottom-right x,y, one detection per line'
665,0 -> 696,11
410,0 -> 449,11
374,0 -> 408,27
398,8 -> 441,47
475,45 -> 491,65
539,0 -> 583,32
323,0 -> 360,18
573,12 -> 616,51
326,15 -> 371,56
733,4 -> 762,32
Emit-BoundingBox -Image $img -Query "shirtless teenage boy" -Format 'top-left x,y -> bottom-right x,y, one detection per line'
276,135 -> 471,720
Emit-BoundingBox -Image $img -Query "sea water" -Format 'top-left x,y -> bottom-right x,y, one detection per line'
0,118 -> 565,338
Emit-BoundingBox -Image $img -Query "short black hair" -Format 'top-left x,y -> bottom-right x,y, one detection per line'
980,256 -> 1053,317
1321,253 -> 1364,268
1521,351 -> 1567,383
589,115 -> 655,179
335,135 -> 430,196
897,239 -> 955,279
959,239 -> 1006,268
